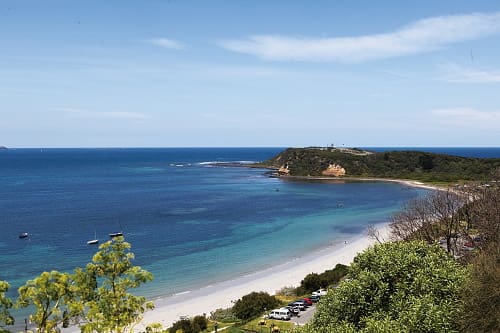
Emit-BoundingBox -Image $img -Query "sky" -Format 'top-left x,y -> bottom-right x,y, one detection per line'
1,0 -> 500,148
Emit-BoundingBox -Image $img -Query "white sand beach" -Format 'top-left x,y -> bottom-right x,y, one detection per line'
137,224 -> 392,330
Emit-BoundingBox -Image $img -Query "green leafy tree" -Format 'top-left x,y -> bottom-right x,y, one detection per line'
78,236 -> 154,333
191,315 -> 207,332
0,281 -> 14,332
17,271 -> 77,333
232,292 -> 280,321
301,241 -> 468,333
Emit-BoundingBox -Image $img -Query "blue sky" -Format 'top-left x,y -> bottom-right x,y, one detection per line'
1,0 -> 500,147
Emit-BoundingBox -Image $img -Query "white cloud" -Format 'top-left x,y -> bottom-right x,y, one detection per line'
146,38 -> 185,50
431,107 -> 500,124
59,108 -> 149,120
440,63 -> 500,83
218,11 -> 500,62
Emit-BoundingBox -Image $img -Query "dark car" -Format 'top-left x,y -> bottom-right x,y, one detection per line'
310,294 -> 320,302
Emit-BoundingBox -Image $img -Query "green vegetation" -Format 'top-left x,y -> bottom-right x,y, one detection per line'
17,271 -> 78,333
232,292 -> 280,321
168,315 -> 208,333
2,236 -> 153,333
460,244 -> 500,333
78,236 -> 154,333
260,147 -> 500,182
240,316 -> 294,332
0,281 -> 13,332
296,263 -> 348,295
299,241 -> 468,333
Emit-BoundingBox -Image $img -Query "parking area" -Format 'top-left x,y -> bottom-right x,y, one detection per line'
290,304 -> 316,326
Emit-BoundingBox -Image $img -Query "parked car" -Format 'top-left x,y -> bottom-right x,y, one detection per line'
293,300 -> 308,308
285,305 -> 300,316
268,308 -> 291,320
310,294 -> 320,302
302,297 -> 313,306
312,288 -> 327,297
288,301 -> 305,311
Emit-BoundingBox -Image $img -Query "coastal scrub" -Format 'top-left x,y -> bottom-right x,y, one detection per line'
300,241 -> 468,333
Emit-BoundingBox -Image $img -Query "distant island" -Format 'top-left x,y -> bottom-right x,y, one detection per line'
257,147 -> 500,183
0,146 -> 7,150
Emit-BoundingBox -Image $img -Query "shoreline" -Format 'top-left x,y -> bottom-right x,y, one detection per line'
136,224 -> 391,330
274,174 -> 446,191
135,177 -> 440,330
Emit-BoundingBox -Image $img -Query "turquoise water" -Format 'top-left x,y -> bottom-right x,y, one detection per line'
0,147 -> 434,324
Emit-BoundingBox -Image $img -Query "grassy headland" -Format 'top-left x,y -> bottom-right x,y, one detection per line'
256,147 -> 500,183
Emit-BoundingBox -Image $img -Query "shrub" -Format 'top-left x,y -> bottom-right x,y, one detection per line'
302,241 -> 468,333
232,292 -> 280,321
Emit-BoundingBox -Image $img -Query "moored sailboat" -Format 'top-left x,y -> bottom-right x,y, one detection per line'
87,230 -> 99,245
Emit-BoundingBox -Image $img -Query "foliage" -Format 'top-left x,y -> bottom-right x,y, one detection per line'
17,270 -> 78,333
0,281 -> 14,330
300,241 -> 468,333
390,189 -> 465,254
168,316 -> 207,333
192,315 -> 208,332
460,242 -> 500,332
274,286 -> 297,297
209,308 -> 238,323
232,292 -> 280,321
78,236 -> 154,333
261,148 -> 500,182
296,264 -> 348,295
168,319 -> 192,333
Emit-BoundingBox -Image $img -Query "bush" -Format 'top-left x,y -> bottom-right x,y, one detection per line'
296,264 -> 348,295
210,308 -> 238,323
169,319 -> 193,333
303,241 -> 468,333
232,292 -> 280,321
169,316 -> 207,333
192,315 -> 208,332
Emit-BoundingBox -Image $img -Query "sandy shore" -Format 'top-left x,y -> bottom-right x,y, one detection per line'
136,224 -> 391,330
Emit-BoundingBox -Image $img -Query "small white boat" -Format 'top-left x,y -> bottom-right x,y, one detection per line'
109,232 -> 123,238
87,230 -> 99,245
19,232 -> 29,239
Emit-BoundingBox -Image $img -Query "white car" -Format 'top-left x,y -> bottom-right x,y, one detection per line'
268,308 -> 291,320
312,288 -> 327,297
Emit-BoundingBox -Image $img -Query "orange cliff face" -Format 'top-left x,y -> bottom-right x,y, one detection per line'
278,164 -> 290,175
321,163 -> 346,177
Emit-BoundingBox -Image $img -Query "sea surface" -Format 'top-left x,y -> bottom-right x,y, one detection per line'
1,147 -> 498,320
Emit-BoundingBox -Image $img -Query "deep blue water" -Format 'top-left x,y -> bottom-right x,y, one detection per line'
1,147 -> 498,313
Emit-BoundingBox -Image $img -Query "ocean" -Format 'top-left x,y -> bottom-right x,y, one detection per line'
1,147 -> 498,322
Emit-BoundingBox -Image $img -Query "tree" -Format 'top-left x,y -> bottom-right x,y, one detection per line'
458,182 -> 500,332
390,189 -> 465,254
301,241 -> 468,333
168,316 -> 207,333
232,292 -> 280,321
78,236 -> 154,333
17,271 -> 77,333
168,319 -> 193,333
0,281 -> 14,332
460,244 -> 500,333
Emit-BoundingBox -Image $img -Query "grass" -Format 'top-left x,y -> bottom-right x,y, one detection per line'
240,317 -> 294,332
